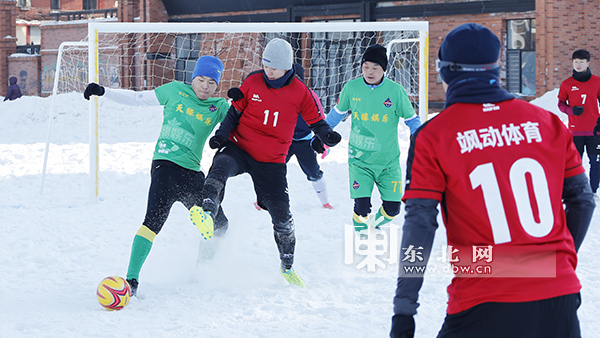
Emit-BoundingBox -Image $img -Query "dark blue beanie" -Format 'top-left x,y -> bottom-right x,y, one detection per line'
293,63 -> 305,82
438,23 -> 501,84
192,55 -> 224,84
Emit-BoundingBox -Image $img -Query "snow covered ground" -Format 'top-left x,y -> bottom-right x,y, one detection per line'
0,89 -> 598,337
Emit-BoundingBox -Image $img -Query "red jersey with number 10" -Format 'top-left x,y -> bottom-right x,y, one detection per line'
231,71 -> 323,163
403,98 -> 583,314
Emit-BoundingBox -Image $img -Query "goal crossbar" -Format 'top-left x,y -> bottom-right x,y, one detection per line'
88,21 -> 429,34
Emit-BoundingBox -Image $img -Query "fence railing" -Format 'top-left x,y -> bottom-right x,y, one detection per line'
51,8 -> 118,21
16,44 -> 41,55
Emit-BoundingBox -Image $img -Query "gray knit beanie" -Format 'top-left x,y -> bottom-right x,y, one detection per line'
262,38 -> 293,70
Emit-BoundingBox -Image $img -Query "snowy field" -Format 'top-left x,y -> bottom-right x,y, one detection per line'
1,89 -> 599,337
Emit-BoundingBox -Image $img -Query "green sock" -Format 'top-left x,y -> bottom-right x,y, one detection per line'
372,206 -> 395,228
352,212 -> 368,232
126,225 -> 156,281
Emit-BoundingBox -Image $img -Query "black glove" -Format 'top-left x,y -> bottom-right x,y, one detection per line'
390,314 -> 415,338
309,120 -> 341,147
322,130 -> 341,147
83,83 -> 105,100
209,135 -> 226,149
572,106 -> 584,116
594,117 -> 600,143
227,87 -> 244,102
310,136 -> 326,154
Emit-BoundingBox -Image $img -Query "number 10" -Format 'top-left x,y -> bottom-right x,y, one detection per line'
469,158 -> 554,244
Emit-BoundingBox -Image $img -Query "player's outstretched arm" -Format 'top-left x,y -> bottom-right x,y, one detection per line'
391,198 -> 439,338
83,82 -> 160,106
562,173 -> 595,252
83,83 -> 105,100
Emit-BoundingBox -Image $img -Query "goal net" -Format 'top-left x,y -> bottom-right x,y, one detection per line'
43,21 -> 428,200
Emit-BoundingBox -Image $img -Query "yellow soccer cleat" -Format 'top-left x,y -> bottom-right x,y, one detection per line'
281,266 -> 306,288
190,206 -> 214,240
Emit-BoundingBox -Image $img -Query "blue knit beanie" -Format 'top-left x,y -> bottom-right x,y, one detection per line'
192,55 -> 224,84
438,23 -> 501,84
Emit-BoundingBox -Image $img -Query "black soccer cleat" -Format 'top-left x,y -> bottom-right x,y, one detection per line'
126,278 -> 139,297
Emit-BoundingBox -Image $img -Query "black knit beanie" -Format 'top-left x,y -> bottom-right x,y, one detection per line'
362,44 -> 388,71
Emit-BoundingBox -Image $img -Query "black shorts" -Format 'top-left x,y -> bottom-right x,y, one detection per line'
143,160 -> 227,234
437,293 -> 581,338
212,141 -> 292,231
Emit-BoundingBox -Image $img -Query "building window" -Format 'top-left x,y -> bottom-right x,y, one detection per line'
17,0 -> 29,8
308,19 -> 366,114
51,0 -> 60,10
83,0 -> 97,10
506,19 -> 536,96
308,20 -> 420,113
175,34 -> 201,85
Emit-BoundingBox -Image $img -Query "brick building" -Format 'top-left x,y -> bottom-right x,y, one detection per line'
2,0 -> 117,96
151,0 -> 598,107
1,1 -> 18,96
2,0 -> 599,107
16,0 -> 116,21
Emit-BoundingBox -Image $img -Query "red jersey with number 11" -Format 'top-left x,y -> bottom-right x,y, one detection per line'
403,98 -> 583,314
231,71 -> 322,163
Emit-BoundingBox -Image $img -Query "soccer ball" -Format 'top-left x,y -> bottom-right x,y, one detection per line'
96,276 -> 131,311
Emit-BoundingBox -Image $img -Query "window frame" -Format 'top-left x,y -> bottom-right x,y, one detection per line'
506,19 -> 536,96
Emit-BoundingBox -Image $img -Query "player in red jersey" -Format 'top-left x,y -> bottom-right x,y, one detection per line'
253,63 -> 334,211
558,49 -> 600,194
190,38 -> 341,287
391,23 -> 595,338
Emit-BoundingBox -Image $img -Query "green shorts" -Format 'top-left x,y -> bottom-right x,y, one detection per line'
348,162 -> 402,201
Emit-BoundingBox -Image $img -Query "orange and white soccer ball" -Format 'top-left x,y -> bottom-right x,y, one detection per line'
96,276 -> 131,311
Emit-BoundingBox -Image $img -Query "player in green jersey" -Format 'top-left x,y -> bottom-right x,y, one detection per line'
322,44 -> 422,232
84,55 -> 229,296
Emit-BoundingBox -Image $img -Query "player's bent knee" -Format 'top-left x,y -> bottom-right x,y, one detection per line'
382,201 -> 401,217
273,218 -> 294,234
354,197 -> 372,217
307,170 -> 324,182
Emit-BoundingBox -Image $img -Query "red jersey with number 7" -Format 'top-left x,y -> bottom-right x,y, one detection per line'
558,75 -> 600,133
403,98 -> 584,314
231,71 -> 323,163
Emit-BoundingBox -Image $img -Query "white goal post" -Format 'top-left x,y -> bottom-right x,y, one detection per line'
77,21 -> 428,201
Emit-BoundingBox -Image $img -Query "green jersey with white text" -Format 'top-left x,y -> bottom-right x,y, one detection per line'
153,81 -> 228,171
336,77 -> 415,168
